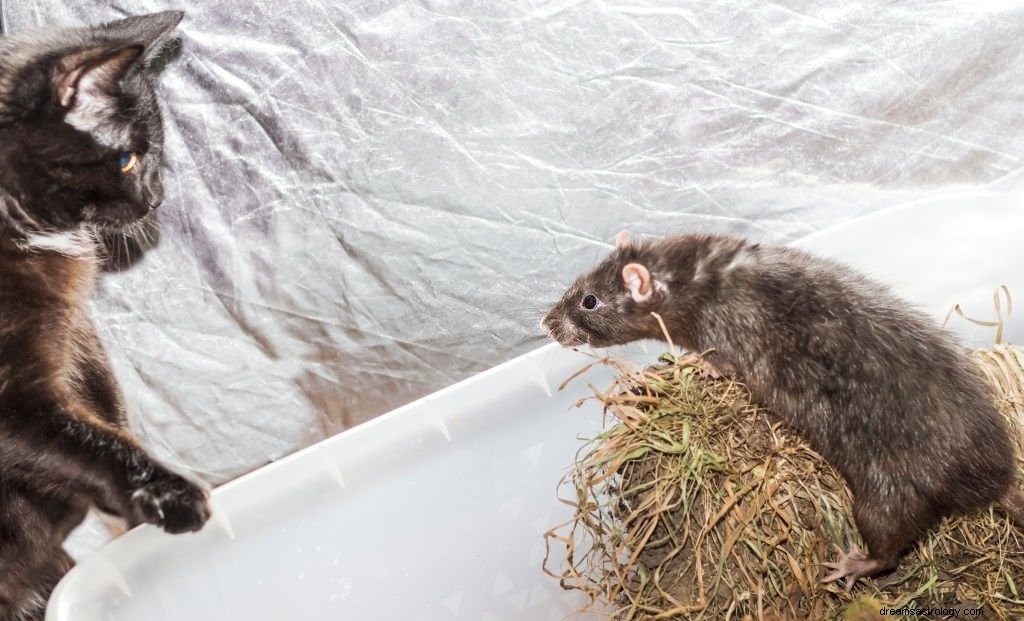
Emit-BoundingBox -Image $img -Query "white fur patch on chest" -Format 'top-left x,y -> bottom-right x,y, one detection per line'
22,230 -> 93,256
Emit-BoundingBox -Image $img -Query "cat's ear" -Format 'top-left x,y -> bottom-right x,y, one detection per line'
98,11 -> 184,64
53,46 -> 143,110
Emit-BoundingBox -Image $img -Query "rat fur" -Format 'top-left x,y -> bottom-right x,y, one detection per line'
542,230 -> 1024,587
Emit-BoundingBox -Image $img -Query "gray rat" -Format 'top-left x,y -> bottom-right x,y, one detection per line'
542,230 -> 1024,588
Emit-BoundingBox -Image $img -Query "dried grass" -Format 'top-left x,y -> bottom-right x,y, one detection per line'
544,345 -> 1024,620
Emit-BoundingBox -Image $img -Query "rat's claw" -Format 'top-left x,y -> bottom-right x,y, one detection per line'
821,543 -> 873,591
678,353 -> 725,379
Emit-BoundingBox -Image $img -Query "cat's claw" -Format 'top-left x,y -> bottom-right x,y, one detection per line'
129,470 -> 211,534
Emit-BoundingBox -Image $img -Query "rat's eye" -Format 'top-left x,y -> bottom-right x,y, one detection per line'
580,294 -> 602,310
118,151 -> 138,173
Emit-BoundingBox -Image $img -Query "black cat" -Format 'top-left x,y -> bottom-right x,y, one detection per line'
0,12 -> 210,620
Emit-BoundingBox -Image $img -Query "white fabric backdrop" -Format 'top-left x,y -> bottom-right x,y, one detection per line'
2,0 -> 1021,491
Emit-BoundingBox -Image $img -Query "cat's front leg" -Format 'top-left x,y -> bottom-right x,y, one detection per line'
73,412 -> 213,534
70,317 -> 128,427
0,399 -> 211,534
125,463 -> 211,533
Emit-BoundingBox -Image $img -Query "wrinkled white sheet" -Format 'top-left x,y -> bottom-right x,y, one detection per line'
2,0 -> 1022,547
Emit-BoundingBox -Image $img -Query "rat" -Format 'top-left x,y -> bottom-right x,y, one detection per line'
542,230 -> 1024,588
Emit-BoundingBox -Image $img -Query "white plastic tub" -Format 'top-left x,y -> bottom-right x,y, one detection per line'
48,340 -> 622,621
48,199 -> 1022,620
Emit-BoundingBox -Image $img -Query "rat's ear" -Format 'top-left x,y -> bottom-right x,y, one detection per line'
616,229 -> 631,249
622,263 -> 654,303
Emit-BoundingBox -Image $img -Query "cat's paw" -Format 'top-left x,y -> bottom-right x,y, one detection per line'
129,470 -> 211,534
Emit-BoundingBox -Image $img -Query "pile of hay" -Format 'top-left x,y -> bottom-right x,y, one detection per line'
544,345 -> 1024,620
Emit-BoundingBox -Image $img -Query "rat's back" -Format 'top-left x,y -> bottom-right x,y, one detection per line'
706,241 -> 1014,514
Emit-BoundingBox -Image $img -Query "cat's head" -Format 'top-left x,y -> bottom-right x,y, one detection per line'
0,11 -> 183,245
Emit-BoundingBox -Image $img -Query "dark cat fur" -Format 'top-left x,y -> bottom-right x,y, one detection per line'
0,12 -> 210,620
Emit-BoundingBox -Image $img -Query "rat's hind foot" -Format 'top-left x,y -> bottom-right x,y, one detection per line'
678,352 -> 728,379
821,543 -> 887,590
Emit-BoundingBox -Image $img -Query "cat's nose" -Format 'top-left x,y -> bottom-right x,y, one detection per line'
142,191 -> 162,211
141,169 -> 164,210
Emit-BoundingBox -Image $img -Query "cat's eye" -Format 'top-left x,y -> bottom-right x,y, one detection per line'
580,294 -> 602,310
118,151 -> 138,173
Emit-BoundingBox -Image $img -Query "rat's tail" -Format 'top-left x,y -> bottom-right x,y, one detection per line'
1001,487 -> 1024,529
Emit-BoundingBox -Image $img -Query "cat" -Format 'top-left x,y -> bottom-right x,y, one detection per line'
0,11 -> 211,620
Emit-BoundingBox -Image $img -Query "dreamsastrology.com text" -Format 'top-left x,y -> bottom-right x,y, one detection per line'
880,606 -> 983,617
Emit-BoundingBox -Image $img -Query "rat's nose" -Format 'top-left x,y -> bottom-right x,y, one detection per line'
540,315 -> 559,340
